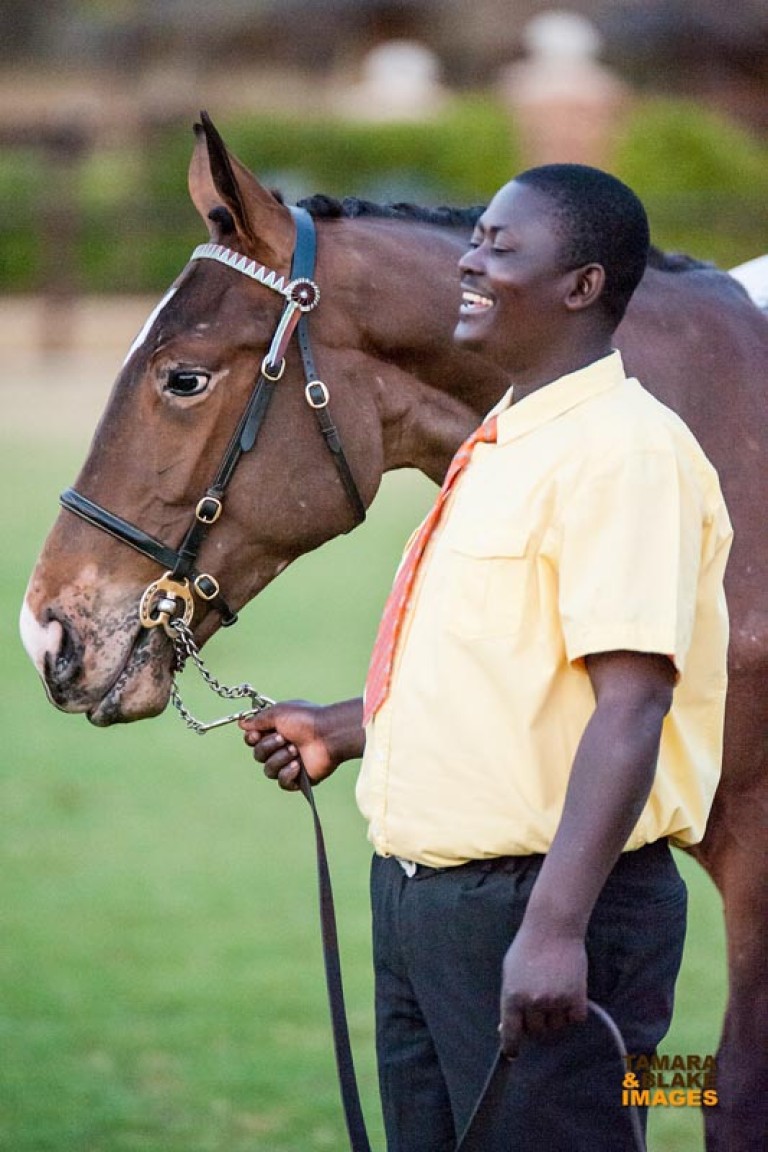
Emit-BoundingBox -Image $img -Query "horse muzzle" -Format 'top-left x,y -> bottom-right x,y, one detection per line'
20,592 -> 174,725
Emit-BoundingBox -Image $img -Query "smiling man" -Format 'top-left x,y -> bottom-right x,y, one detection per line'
241,166 -> 732,1151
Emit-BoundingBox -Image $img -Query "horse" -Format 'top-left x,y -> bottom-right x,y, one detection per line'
20,114 -> 768,1151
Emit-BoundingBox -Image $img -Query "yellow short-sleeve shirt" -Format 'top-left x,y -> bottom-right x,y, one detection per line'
357,352 -> 732,867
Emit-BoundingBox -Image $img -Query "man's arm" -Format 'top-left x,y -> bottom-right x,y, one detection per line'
240,697 -> 365,790
499,649 -> 675,1057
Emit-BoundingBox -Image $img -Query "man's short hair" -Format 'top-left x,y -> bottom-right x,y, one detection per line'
515,164 -> 650,326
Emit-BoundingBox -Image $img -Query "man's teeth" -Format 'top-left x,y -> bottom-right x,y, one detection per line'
461,290 -> 493,310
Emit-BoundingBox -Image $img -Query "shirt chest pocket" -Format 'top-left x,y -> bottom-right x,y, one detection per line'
437,519 -> 533,640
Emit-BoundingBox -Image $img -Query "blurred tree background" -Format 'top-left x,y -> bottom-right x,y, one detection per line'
0,0 -> 766,294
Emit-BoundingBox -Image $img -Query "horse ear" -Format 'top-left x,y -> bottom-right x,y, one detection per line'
188,112 -> 295,268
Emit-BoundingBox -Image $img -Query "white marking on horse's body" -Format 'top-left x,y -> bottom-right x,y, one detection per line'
123,286 -> 178,365
729,255 -> 768,312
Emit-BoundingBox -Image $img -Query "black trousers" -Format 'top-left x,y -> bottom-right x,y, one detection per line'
371,841 -> 687,1152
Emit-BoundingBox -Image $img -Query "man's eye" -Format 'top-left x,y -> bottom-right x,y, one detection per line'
165,370 -> 211,397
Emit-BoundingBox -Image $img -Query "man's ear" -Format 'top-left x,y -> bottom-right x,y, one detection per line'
564,264 -> 606,312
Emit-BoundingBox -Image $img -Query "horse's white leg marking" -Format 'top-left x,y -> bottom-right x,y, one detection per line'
19,599 -> 62,675
123,285 -> 178,365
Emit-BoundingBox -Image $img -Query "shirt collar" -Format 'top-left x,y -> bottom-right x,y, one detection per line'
493,350 -> 627,445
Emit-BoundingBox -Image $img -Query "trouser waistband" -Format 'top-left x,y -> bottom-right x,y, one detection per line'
394,838 -> 672,881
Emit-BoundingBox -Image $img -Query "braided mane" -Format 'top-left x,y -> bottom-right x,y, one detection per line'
295,193 -> 484,229
274,190 -> 712,270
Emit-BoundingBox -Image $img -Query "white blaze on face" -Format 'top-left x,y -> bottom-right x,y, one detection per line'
19,598 -> 62,675
123,285 -> 178,366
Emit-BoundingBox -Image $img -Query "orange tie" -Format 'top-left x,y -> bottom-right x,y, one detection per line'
363,415 -> 499,725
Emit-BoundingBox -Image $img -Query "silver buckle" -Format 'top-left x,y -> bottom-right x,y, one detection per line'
261,355 -> 286,381
196,496 -> 222,524
193,573 -> 220,601
305,380 -> 329,409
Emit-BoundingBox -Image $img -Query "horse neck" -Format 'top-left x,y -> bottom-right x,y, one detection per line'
320,216 -> 510,484
371,351 -> 507,484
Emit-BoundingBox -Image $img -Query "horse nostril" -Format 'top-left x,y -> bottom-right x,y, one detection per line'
43,611 -> 83,691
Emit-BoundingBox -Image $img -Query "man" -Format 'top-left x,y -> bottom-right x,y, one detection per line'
241,166 -> 732,1151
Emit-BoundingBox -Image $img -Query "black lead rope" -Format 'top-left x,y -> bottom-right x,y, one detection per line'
454,1004 -> 646,1152
298,767 -> 373,1152
297,765 -> 647,1152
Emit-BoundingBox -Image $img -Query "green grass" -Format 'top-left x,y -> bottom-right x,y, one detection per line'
2,389 -> 725,1151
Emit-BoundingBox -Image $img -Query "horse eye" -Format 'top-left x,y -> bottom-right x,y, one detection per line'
165,369 -> 211,397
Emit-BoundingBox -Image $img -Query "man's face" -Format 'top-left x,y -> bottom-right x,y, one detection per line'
454,181 -> 574,369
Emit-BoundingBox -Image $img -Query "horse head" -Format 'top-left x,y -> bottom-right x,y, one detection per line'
21,115 -> 495,725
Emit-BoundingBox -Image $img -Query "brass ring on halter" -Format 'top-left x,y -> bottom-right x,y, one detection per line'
261,355 -> 286,381
139,572 -> 195,637
287,277 -> 320,312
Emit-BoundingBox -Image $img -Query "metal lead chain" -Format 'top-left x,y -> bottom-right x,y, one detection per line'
169,619 -> 274,735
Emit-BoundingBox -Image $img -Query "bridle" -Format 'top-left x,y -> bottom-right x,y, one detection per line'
59,206 -> 366,638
